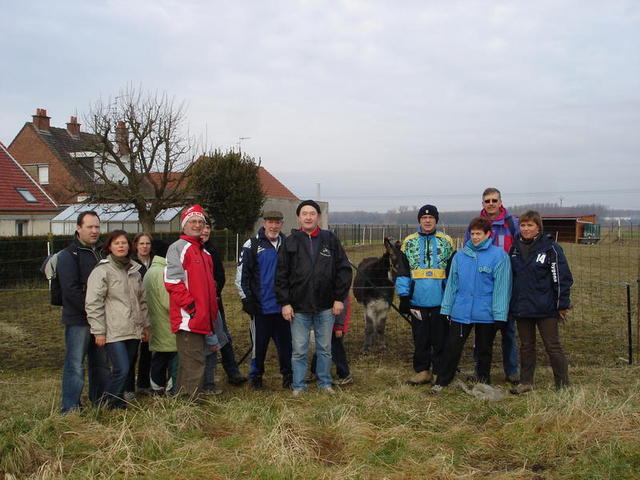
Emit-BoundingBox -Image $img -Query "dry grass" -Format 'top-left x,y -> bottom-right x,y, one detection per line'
1,241 -> 639,479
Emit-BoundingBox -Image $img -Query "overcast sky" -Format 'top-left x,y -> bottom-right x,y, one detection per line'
1,0 -> 638,212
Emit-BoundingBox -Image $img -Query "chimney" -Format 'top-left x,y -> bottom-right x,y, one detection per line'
66,116 -> 81,137
32,108 -> 50,131
116,121 -> 130,155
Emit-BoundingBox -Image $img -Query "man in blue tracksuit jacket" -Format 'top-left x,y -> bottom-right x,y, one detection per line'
236,210 -> 292,390
395,204 -> 455,385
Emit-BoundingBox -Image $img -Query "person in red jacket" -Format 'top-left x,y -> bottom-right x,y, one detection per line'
165,205 -> 218,396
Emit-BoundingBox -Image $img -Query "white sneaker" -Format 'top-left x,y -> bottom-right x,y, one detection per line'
322,387 -> 336,395
292,389 -> 303,397
333,374 -> 353,386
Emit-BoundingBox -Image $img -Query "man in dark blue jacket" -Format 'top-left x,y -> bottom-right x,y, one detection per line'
236,210 -> 292,390
57,211 -> 110,413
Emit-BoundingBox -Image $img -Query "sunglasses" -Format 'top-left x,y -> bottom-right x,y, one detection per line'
483,199 -> 500,204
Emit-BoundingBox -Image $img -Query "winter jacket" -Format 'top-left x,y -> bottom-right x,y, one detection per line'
395,228 -> 454,308
143,256 -> 176,352
440,238 -> 511,324
164,235 -> 218,335
131,253 -> 154,278
276,228 -> 352,314
236,227 -> 286,315
57,235 -> 104,326
509,234 -> 573,319
85,257 -> 150,343
465,206 -> 520,253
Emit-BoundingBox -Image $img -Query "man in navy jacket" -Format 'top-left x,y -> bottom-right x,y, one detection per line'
236,210 -> 292,390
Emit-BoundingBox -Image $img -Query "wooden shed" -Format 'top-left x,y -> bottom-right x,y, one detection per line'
541,214 -> 599,243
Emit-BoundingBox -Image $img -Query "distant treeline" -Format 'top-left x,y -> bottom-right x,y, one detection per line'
330,203 -> 640,225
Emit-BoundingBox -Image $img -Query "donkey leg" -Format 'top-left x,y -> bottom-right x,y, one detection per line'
363,303 -> 375,354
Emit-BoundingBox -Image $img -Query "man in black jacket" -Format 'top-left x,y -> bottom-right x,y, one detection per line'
276,200 -> 352,395
58,211 -> 110,413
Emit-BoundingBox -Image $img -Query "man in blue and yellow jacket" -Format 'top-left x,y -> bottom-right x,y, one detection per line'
396,205 -> 455,385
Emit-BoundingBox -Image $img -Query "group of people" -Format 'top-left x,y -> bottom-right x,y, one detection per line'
57,200 -> 352,412
396,188 -> 573,395
56,188 -> 573,412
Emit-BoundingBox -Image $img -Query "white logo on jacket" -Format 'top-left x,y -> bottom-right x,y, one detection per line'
536,253 -> 546,264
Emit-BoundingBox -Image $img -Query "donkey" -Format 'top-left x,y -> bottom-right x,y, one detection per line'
353,238 -> 401,353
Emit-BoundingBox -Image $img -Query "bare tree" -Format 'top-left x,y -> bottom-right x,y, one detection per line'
79,86 -> 198,232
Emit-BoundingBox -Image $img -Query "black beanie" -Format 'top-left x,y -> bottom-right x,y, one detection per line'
417,204 -> 439,223
296,199 -> 321,216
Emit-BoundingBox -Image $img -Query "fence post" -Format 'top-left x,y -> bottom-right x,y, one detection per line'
627,283 -> 633,365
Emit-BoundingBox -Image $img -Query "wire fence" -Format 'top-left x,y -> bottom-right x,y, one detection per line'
0,224 -> 638,369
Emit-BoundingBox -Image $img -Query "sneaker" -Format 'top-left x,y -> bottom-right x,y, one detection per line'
322,387 -> 336,395
406,370 -> 432,385
429,384 -> 444,395
333,374 -> 353,386
251,377 -> 265,391
292,389 -> 303,397
282,374 -> 293,389
227,375 -> 248,386
509,384 -> 533,395
505,374 -> 521,385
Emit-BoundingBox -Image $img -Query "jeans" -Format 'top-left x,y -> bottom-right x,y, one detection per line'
105,340 -> 139,408
203,351 -> 218,390
249,313 -> 293,379
219,313 -> 243,379
311,331 -> 350,379
61,324 -> 110,413
290,309 -> 334,390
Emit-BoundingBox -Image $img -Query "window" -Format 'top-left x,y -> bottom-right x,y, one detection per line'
16,188 -> 37,203
38,165 -> 49,184
15,220 -> 28,236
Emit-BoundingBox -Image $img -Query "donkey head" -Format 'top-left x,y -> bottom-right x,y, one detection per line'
383,237 -> 403,283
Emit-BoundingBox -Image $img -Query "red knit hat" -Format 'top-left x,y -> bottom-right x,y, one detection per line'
181,205 -> 205,228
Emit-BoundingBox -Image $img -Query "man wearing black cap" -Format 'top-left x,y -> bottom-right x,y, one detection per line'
276,200 -> 352,395
236,210 -> 292,390
395,204 -> 455,385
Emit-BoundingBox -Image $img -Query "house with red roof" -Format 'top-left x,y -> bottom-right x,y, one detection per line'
0,142 -> 59,236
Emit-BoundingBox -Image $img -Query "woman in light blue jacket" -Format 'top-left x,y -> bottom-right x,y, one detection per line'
431,217 -> 512,393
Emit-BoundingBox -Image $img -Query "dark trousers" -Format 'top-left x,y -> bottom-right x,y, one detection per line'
219,312 -> 242,379
517,317 -> 569,387
105,339 -> 139,408
436,322 -> 498,387
411,307 -> 448,375
311,332 -> 351,379
175,331 -> 206,396
249,313 -> 293,379
150,351 -> 178,392
124,340 -> 151,392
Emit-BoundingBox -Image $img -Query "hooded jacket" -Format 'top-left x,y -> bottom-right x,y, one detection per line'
440,238 -> 511,324
57,234 -> 104,326
164,235 -> 218,335
509,234 -> 573,319
275,228 -> 352,314
143,256 -> 176,352
395,228 -> 455,308
85,257 -> 150,343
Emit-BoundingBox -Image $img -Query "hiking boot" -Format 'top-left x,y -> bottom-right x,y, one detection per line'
282,374 -> 293,389
227,375 -> 248,386
429,384 -> 444,395
505,374 -> 520,385
509,384 -> 533,395
406,370 -> 432,385
251,377 -> 265,391
333,374 -> 353,386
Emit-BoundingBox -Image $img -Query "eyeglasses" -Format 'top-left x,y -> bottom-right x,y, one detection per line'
483,199 -> 500,204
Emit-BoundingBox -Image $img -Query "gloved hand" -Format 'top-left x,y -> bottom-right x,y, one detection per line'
398,296 -> 411,314
242,299 -> 257,315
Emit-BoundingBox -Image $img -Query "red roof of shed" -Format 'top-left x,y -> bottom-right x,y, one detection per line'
258,167 -> 298,200
0,142 -> 58,212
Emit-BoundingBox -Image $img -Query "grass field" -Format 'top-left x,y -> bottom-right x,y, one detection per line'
1,241 -> 639,479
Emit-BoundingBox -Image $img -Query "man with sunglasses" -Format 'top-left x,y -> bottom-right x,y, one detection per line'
466,187 -> 520,384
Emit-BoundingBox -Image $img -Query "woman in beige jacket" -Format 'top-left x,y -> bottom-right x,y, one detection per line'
86,230 -> 150,409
